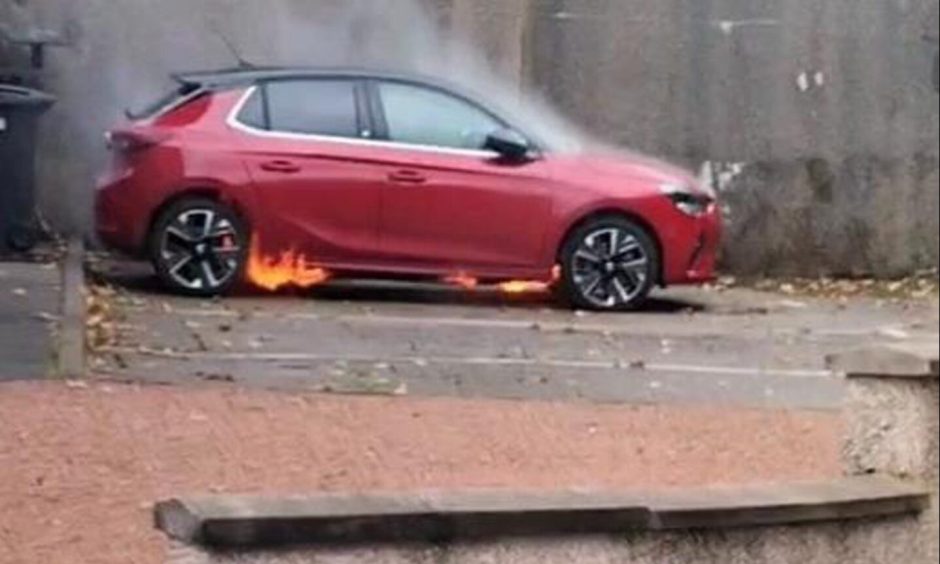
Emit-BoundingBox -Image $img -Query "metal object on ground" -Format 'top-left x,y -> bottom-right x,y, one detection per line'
0,84 -> 54,256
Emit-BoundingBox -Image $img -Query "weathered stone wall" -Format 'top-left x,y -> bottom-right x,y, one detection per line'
841,356 -> 940,564
166,516 -> 932,564
1,0 -> 938,277
844,378 -> 939,482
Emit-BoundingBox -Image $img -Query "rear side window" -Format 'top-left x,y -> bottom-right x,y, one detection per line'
236,88 -> 266,129
264,80 -> 359,138
128,83 -> 201,121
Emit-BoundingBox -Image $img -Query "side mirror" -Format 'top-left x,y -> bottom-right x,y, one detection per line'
484,129 -> 534,162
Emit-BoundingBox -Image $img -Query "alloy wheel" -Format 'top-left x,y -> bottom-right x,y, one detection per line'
159,208 -> 242,291
571,227 -> 651,309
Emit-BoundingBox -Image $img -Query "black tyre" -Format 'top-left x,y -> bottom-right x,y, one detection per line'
559,216 -> 659,311
149,198 -> 248,297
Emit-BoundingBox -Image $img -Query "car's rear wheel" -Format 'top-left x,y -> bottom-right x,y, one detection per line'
149,198 -> 248,297
559,216 -> 659,311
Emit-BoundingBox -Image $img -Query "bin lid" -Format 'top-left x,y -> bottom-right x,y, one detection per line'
0,84 -> 56,108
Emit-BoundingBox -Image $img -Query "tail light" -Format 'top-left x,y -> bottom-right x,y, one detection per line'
105,129 -> 170,154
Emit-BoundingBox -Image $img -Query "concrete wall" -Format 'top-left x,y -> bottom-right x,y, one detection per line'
1,0 -> 938,277
525,0 -> 940,277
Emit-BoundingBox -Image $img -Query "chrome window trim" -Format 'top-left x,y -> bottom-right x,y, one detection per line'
226,86 -> 501,159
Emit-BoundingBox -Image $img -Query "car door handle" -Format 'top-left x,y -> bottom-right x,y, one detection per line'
260,160 -> 302,174
388,170 -> 427,184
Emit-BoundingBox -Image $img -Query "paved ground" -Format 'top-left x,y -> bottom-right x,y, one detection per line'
0,380 -> 842,564
0,261 -> 59,381
91,259 -> 939,410
6,257 -> 928,563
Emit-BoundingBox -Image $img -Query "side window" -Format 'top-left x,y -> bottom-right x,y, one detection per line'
378,82 -> 503,150
264,80 -> 359,138
236,88 -> 266,129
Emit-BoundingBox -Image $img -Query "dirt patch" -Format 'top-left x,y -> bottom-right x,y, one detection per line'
708,272 -> 940,302
0,381 -> 842,563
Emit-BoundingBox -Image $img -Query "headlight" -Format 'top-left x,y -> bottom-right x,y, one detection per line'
659,183 -> 714,217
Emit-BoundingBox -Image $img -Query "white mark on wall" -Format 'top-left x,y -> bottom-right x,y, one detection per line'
797,70 -> 827,92
714,19 -> 779,36
797,72 -> 811,92
552,11 -> 596,21
700,161 -> 747,226
551,11 -> 657,25
700,161 -> 748,194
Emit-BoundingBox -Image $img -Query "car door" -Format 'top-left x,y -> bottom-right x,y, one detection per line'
371,80 -> 554,271
233,78 -> 385,262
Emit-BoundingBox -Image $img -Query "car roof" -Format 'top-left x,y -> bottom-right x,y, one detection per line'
172,66 -> 462,91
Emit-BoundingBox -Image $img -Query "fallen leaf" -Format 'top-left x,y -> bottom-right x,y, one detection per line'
201,373 -> 235,383
113,354 -> 129,370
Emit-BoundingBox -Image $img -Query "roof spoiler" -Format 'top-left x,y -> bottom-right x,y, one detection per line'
171,68 -> 249,87
170,65 -> 281,88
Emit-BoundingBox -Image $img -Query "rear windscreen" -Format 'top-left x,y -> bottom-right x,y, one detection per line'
126,83 -> 202,121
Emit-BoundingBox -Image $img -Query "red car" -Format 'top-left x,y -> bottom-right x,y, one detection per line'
96,68 -> 720,311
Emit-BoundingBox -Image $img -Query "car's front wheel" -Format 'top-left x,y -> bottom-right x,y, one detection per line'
149,198 -> 248,297
559,216 -> 659,311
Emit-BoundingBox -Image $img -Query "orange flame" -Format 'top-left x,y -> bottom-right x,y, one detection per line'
443,272 -> 480,290
444,265 -> 562,295
247,237 -> 331,291
498,280 -> 552,294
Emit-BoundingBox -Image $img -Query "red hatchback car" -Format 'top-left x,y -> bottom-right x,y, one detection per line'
96,68 -> 721,311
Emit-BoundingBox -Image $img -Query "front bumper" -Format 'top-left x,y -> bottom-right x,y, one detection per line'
661,207 -> 722,286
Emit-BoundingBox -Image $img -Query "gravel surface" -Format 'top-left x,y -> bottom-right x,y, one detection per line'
0,381 -> 841,564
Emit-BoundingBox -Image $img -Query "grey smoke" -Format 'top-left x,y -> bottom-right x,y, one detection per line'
6,0 -> 593,233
